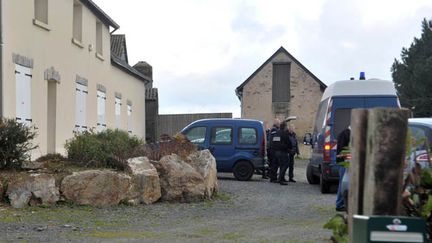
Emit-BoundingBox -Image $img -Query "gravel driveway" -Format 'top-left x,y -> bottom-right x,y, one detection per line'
0,159 -> 336,242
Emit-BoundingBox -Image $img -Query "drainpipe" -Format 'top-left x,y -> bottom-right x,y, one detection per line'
0,0 -> 3,118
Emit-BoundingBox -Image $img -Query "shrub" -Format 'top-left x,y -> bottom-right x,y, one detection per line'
65,129 -> 143,170
0,118 -> 38,170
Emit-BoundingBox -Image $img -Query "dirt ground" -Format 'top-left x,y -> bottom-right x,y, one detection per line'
0,159 -> 337,242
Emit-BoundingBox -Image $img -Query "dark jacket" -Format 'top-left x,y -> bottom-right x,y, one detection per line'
337,128 -> 351,155
288,131 -> 299,155
270,129 -> 292,152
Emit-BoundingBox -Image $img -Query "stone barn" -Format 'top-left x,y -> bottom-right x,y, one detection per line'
235,47 -> 326,156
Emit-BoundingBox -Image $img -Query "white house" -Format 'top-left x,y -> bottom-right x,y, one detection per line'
0,0 -> 151,158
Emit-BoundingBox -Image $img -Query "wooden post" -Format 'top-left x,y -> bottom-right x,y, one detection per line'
362,108 -> 410,215
348,109 -> 368,241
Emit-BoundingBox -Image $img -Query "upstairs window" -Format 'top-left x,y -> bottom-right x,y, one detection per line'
72,1 -> 83,43
272,62 -> 291,102
96,21 -> 103,56
34,0 -> 48,24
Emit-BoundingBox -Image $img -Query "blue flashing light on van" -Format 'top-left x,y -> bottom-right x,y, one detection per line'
303,78 -> 400,193
180,118 -> 266,181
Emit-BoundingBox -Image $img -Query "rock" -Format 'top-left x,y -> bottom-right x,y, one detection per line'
125,157 -> 161,204
187,150 -> 218,198
156,154 -> 205,202
21,161 -> 44,170
61,170 -> 132,206
6,174 -> 59,208
0,180 -> 4,200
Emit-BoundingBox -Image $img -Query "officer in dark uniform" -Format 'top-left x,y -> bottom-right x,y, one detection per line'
267,119 -> 280,182
270,121 -> 292,185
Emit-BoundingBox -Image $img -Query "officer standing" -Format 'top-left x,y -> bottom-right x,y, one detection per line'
287,124 -> 299,183
267,119 -> 280,182
270,121 -> 292,185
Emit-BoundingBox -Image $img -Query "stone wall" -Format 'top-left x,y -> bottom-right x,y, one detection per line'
241,51 -> 324,157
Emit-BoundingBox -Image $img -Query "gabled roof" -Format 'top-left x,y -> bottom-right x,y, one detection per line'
235,46 -> 327,100
111,55 -> 151,85
111,35 -> 129,63
80,0 -> 120,29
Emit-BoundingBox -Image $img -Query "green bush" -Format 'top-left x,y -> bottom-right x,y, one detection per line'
65,129 -> 143,170
0,118 -> 38,169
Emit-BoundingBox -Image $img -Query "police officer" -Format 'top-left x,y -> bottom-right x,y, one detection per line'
267,119 -> 280,182
270,121 -> 292,185
287,124 -> 299,183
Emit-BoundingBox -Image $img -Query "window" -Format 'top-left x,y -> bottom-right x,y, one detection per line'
34,0 -> 48,24
127,103 -> 132,133
272,62 -> 291,102
15,65 -> 32,126
239,127 -> 257,145
96,21 -> 103,56
72,1 -> 83,43
75,82 -> 87,132
115,97 -> 121,128
185,127 -> 207,144
211,127 -> 232,145
97,90 -> 106,132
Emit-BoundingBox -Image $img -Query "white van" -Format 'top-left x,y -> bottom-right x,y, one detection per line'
304,78 -> 400,193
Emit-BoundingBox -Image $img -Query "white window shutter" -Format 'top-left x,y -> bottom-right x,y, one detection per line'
115,97 -> 121,129
127,104 -> 132,133
75,83 -> 87,132
97,90 -> 106,132
15,65 -> 32,126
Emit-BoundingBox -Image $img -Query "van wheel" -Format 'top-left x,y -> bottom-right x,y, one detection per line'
233,160 -> 254,181
306,163 -> 319,184
320,173 -> 331,193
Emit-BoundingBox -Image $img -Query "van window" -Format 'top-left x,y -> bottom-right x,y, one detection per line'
334,108 -> 352,139
409,125 -> 428,150
314,98 -> 329,133
185,127 -> 206,144
211,127 -> 232,145
239,127 -> 257,145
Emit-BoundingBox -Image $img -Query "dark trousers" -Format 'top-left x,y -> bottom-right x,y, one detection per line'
274,151 -> 289,182
288,154 -> 295,180
268,150 -> 279,180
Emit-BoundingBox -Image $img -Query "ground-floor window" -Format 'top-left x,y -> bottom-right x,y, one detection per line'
75,82 -> 87,132
127,101 -> 132,133
97,90 -> 106,132
15,64 -> 32,126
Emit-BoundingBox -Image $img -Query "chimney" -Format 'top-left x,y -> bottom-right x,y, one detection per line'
133,61 -> 153,80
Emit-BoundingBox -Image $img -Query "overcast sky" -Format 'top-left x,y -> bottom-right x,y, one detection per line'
93,0 -> 432,117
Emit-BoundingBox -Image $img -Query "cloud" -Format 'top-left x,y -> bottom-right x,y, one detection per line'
93,0 -> 432,117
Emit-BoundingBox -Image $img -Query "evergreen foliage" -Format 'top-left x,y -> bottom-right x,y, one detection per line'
392,19 -> 432,117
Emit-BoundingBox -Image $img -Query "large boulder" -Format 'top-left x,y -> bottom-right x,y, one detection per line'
187,150 -> 218,198
61,170 -> 132,206
6,174 -> 59,208
125,157 -> 161,204
0,180 -> 4,201
154,154 -> 205,202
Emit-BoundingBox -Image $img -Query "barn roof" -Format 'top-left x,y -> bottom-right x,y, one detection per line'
235,46 -> 326,100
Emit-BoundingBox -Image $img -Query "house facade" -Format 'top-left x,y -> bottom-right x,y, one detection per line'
0,0 -> 150,158
235,47 -> 326,155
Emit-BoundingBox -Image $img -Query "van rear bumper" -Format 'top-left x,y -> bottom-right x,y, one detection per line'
322,163 -> 340,182
251,157 -> 265,169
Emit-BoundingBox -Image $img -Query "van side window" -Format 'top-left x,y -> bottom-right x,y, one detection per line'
409,125 -> 428,150
239,127 -> 257,145
314,98 -> 329,133
185,127 -> 206,144
211,127 -> 232,145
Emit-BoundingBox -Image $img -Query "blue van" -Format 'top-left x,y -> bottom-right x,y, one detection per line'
180,118 -> 266,181
304,78 -> 400,193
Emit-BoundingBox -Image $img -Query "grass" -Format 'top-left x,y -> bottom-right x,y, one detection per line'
83,230 -> 159,239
